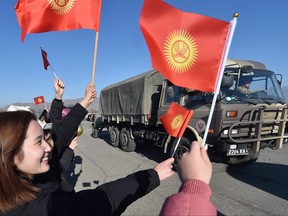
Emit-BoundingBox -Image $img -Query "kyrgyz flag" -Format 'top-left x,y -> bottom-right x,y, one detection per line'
34,96 -> 45,105
15,0 -> 102,42
40,47 -> 50,70
160,102 -> 193,138
140,0 -> 230,92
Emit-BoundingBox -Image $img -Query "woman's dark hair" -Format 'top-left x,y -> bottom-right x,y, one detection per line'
0,111 -> 39,212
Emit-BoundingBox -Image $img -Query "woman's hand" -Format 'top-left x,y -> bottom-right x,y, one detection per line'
154,157 -> 175,181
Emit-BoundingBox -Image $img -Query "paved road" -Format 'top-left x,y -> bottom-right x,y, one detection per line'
71,121 -> 288,216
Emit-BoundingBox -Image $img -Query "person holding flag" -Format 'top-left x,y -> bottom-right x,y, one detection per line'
160,141 -> 216,215
0,111 -> 175,215
33,77 -> 95,193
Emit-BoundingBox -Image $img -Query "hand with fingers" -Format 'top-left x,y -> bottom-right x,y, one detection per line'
54,78 -> 65,100
177,141 -> 212,184
154,157 -> 175,181
80,83 -> 97,109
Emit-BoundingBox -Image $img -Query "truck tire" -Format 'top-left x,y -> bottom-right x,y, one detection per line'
91,127 -> 98,138
120,127 -> 136,152
110,126 -> 120,147
224,152 -> 260,167
169,136 -> 193,162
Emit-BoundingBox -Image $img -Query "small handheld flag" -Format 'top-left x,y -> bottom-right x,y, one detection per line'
160,102 -> 193,157
41,47 -> 50,70
160,102 -> 193,138
34,96 -> 45,105
40,47 -> 57,78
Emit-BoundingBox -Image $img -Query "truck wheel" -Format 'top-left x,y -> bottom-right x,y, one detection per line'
91,127 -> 98,138
169,136 -> 192,162
120,127 -> 136,152
110,126 -> 120,147
224,152 -> 260,167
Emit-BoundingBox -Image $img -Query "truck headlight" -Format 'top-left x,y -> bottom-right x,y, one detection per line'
223,129 -> 238,135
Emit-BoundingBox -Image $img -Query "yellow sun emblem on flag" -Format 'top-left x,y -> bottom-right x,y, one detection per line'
38,98 -> 43,103
48,0 -> 75,15
164,30 -> 198,74
171,114 -> 183,129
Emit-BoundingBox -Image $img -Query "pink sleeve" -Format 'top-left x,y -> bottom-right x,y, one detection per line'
160,179 -> 217,216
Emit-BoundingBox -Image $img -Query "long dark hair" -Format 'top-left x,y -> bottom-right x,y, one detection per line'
0,111 -> 40,212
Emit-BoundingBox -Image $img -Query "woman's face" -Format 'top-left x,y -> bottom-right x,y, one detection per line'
14,120 -> 52,175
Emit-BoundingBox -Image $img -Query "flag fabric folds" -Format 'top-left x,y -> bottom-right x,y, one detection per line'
41,47 -> 50,70
160,102 -> 193,138
34,96 -> 45,105
14,0 -> 102,42
139,0 -> 230,92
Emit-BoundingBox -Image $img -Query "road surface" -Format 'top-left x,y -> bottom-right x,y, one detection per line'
71,121 -> 288,215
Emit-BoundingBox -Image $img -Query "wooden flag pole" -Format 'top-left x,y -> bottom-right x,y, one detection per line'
91,31 -> 99,84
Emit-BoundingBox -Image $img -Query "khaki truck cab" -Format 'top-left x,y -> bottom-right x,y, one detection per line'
162,59 -> 287,165
92,59 -> 287,166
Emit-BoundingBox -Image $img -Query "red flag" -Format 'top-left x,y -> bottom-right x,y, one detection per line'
41,47 -> 50,70
140,0 -> 230,92
34,96 -> 45,105
14,0 -> 102,42
160,102 -> 193,138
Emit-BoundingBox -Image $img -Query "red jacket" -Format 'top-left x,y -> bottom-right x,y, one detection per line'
160,179 -> 217,216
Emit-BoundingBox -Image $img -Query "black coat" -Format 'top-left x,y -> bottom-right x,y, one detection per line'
1,169 -> 160,216
33,99 -> 87,192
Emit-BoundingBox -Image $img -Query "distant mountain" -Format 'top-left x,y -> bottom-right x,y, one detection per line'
0,97 -> 99,117
2,86 -> 288,117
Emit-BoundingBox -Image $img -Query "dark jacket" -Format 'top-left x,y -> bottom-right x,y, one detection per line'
33,99 -> 87,193
1,169 -> 160,216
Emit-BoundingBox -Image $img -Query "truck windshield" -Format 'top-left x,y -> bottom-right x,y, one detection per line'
221,70 -> 286,104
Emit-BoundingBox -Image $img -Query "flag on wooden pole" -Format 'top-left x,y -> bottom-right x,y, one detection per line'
14,0 -> 102,42
139,0 -> 230,92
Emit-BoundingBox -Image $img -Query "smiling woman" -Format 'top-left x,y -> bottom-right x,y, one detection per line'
0,111 -> 175,216
0,111 -> 42,212
13,119 -> 52,176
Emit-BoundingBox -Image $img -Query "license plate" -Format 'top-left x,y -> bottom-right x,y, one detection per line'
227,149 -> 249,156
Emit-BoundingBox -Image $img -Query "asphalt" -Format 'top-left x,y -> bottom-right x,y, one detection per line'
70,120 -> 182,216
69,120 -> 288,216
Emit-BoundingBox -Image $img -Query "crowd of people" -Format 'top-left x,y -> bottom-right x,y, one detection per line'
0,78 -> 216,216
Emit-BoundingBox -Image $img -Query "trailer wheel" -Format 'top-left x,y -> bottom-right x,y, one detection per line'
110,126 -> 120,147
120,127 -> 136,152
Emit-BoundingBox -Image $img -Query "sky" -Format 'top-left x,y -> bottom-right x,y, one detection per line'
0,0 -> 288,108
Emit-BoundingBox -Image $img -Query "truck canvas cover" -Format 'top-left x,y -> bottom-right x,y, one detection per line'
99,70 -> 164,116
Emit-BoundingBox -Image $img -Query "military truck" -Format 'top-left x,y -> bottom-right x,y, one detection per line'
92,59 -> 287,166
